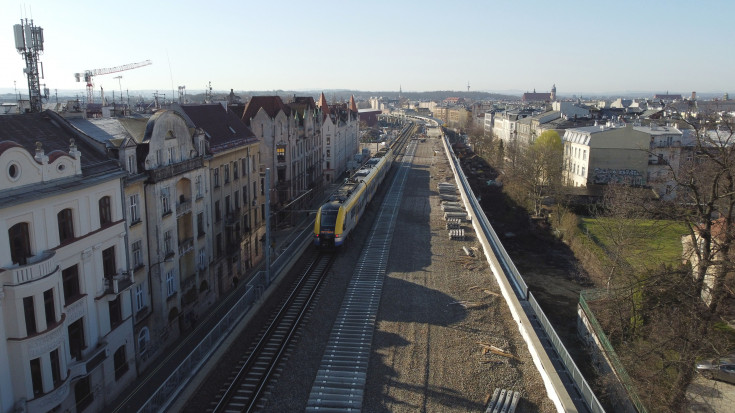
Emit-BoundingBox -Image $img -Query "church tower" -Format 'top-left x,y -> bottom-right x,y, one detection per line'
550,84 -> 557,101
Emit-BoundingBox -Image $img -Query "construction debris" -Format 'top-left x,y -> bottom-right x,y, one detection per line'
485,388 -> 521,413
477,343 -> 520,360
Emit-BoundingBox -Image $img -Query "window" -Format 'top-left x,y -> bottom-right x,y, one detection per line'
127,154 -> 136,173
234,191 -> 240,210
102,247 -> 116,277
195,175 -> 203,198
129,194 -> 140,223
161,187 -> 171,214
198,248 -> 206,269
277,146 -> 286,162
30,358 -> 43,395
168,147 -> 176,164
583,150 -> 587,160
156,149 -> 162,166
132,240 -> 143,269
109,296 -> 122,327
99,196 -> 112,227
233,161 -> 238,179
75,376 -> 93,411
63,265 -> 80,304
215,201 -> 221,222
326,149 -> 331,158
213,168 -> 220,187
242,158 -> 247,174
114,345 -> 128,380
326,136 -> 330,145
581,167 -> 586,176
197,212 -> 205,237
24,296 -> 37,335
44,289 -> 56,327
224,164 -> 230,183
216,233 -> 222,257
260,178 -> 264,195
243,186 -> 248,206
58,208 -> 75,243
50,348 -> 61,385
164,231 -> 172,255
9,222 -> 31,265
225,195 -> 231,215
68,318 -> 85,360
135,284 -> 144,312
138,328 -> 150,355
166,271 -> 176,296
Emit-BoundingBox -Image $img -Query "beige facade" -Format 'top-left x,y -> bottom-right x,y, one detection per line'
563,122 -> 650,187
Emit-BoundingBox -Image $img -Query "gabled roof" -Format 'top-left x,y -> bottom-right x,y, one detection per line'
175,104 -> 257,153
0,110 -> 116,174
349,95 -> 358,112
287,96 -> 317,117
68,117 -> 148,148
241,96 -> 290,125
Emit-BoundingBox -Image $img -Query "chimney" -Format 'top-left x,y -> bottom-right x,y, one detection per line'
691,91 -> 697,101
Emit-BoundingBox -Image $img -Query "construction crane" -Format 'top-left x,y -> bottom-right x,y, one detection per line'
74,60 -> 151,104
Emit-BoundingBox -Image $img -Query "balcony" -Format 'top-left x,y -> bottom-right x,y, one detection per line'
176,199 -> 192,216
148,157 -> 204,183
68,341 -> 109,381
178,237 -> 194,255
104,272 -> 134,295
2,250 -> 57,286
25,376 -> 71,413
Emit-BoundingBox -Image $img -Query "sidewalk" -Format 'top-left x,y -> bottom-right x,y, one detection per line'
109,181 -> 340,412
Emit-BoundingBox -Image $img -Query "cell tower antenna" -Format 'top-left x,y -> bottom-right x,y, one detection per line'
13,18 -> 46,113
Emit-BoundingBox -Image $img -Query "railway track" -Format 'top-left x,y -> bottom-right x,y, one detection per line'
209,251 -> 336,412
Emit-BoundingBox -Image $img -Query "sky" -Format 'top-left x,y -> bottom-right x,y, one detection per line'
1,0 -> 734,98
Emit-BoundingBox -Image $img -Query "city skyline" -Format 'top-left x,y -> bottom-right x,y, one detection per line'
2,0 -> 734,98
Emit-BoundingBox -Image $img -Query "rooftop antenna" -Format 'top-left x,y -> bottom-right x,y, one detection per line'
467,81 -> 470,93
13,18 -> 46,112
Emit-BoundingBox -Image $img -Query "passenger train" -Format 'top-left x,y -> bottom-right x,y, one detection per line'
313,146 -> 394,247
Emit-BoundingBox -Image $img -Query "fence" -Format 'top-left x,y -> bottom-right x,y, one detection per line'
579,290 -> 648,413
444,133 -> 604,412
137,224 -> 314,412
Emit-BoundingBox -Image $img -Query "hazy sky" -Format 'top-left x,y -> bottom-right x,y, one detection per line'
2,0 -> 734,97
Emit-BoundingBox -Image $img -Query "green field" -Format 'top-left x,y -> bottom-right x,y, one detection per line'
580,218 -> 690,268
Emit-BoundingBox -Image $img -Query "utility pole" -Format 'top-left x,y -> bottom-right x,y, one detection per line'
265,168 -> 272,284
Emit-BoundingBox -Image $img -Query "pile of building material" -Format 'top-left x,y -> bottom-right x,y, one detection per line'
439,182 -> 471,241
485,388 -> 521,413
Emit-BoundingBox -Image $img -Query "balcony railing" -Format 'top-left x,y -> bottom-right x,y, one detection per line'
148,157 -> 204,183
178,237 -> 194,255
176,199 -> 191,216
68,341 -> 109,381
104,272 -> 134,295
2,250 -> 57,285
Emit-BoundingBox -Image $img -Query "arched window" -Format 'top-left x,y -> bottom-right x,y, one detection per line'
138,327 -> 150,355
58,208 -> 75,243
99,196 -> 112,227
9,222 -> 31,265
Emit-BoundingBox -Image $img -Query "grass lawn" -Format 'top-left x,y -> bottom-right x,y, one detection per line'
580,217 -> 689,268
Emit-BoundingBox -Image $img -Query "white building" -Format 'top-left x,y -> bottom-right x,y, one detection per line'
0,111 -> 133,413
317,93 -> 360,184
562,122 -> 650,188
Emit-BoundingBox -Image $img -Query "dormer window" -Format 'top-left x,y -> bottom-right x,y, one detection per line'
127,155 -> 136,174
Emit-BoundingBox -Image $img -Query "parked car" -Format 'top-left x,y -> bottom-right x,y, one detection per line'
696,356 -> 735,384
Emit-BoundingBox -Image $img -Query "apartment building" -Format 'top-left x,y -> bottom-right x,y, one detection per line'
174,103 -> 263,295
0,111 -> 133,413
317,93 -> 359,184
562,122 -> 650,188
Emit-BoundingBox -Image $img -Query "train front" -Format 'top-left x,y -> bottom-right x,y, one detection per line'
314,203 -> 342,247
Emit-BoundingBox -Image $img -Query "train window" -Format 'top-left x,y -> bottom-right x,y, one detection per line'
320,209 -> 338,231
